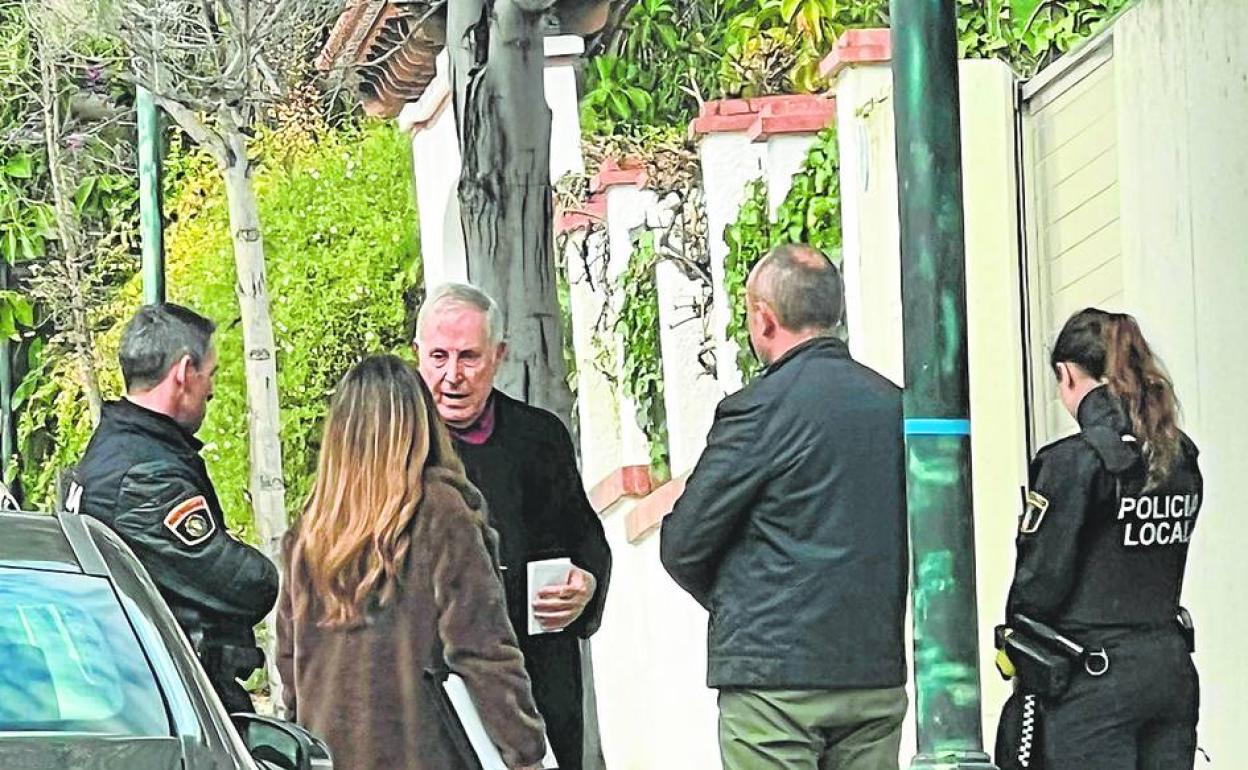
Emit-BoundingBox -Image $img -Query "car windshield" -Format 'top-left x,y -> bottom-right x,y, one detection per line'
0,567 -> 170,736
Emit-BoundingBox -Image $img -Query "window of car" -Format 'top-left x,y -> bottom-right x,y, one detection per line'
0,567 -> 170,736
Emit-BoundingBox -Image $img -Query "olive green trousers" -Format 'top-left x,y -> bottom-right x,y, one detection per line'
718,686 -> 908,770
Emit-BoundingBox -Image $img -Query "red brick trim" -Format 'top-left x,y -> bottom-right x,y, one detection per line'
625,474 -> 688,543
689,98 -> 763,135
588,465 -> 654,515
820,28 -> 892,81
690,95 -> 836,140
556,192 -> 608,234
747,98 -> 836,142
590,157 -> 647,193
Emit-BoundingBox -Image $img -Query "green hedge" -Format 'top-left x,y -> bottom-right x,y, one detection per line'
19,121 -> 420,531
164,121 -> 420,534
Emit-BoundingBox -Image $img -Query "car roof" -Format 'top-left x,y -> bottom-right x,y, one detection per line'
0,511 -> 83,573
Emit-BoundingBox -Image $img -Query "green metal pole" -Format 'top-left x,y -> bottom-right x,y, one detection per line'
137,84 -> 165,305
0,260 -> 13,499
889,1 -> 996,768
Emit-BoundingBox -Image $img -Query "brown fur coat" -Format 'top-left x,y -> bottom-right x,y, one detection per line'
276,468 -> 546,769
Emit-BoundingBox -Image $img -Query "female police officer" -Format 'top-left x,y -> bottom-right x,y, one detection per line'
996,308 -> 1202,769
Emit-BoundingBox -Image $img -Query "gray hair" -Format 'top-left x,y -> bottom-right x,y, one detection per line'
415,282 -> 505,346
751,244 -> 844,334
119,303 -> 217,393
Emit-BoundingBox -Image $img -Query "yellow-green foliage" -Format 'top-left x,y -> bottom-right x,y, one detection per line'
164,121 -> 420,535
20,121 -> 420,534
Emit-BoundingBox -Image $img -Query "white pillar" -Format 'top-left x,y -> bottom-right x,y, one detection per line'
564,222 -> 623,487
695,127 -> 766,394
603,182 -> 658,468
402,51 -> 467,288
831,63 -> 904,385
765,134 -> 819,217
652,192 -> 720,476
544,35 -> 587,180
402,36 -> 588,291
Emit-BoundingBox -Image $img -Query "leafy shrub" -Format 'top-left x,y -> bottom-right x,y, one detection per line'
163,120 -> 420,533
18,120 -> 421,532
583,0 -> 1130,135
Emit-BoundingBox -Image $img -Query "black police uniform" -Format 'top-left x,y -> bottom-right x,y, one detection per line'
68,398 -> 279,712
996,386 -> 1202,770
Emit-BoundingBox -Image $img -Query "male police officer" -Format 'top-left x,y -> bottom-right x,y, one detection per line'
69,304 -> 278,712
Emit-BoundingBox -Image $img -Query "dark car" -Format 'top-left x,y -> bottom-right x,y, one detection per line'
0,511 -> 332,770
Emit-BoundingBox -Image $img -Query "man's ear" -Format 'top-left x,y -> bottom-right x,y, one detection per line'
758,301 -> 779,338
1055,362 -> 1072,389
173,355 -> 193,386
495,341 -> 508,363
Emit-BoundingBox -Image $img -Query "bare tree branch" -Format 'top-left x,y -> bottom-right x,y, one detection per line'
154,94 -> 230,163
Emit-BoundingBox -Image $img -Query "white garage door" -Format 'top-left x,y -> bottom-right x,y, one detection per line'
1020,31 -> 1124,447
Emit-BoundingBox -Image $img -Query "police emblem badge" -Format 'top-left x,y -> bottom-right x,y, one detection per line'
1019,490 -> 1049,534
164,495 -> 216,546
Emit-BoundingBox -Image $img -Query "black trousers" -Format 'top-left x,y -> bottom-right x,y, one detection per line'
524,632 -> 584,770
996,629 -> 1198,770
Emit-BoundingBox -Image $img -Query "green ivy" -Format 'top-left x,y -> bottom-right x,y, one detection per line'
584,0 -> 1130,135
723,125 -> 841,380
958,0 -> 1133,71
614,230 -> 670,472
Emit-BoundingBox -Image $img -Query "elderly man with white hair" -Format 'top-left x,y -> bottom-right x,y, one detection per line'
414,282 -> 612,770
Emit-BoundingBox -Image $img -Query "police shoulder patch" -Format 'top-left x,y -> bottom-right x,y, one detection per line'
1019,490 -> 1050,535
163,495 -> 216,547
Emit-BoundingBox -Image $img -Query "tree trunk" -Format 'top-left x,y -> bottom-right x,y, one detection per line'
447,4 -> 602,767
36,33 -> 102,426
447,0 -> 573,424
220,124 -> 287,712
219,127 -> 287,561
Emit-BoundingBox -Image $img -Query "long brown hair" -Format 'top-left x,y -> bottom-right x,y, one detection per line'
293,354 -> 464,627
1051,308 -> 1181,488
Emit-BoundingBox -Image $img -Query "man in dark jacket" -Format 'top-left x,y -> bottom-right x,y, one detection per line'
69,303 -> 278,712
416,283 -> 612,770
661,244 -> 910,770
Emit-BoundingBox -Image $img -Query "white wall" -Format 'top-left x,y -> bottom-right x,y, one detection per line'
655,256 -> 719,477
834,58 -> 1028,756
565,228 -> 624,486
593,500 -> 720,770
1113,1 -> 1248,761
406,37 -> 587,292
697,132 -> 766,394
603,184 -> 659,468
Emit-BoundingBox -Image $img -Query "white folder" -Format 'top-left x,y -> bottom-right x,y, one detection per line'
443,673 -> 558,769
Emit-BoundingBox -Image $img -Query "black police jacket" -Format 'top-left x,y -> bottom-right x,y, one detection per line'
661,336 -> 909,690
70,399 -> 278,650
1006,386 -> 1202,635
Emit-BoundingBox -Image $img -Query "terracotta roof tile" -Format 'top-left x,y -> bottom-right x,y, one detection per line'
318,0 -> 616,119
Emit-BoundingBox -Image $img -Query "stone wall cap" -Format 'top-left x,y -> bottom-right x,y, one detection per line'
748,97 -> 836,142
625,473 -> 688,542
556,192 -> 609,234
820,28 -> 892,81
590,156 -> 648,193
588,464 -> 655,514
691,94 -> 837,138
